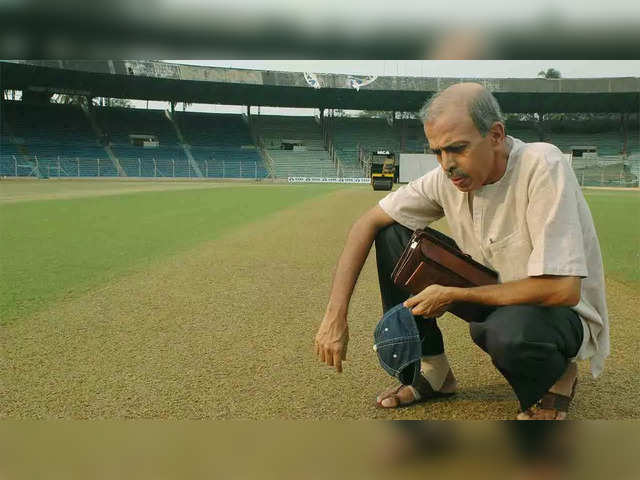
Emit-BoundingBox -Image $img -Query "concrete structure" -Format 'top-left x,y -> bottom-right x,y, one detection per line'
2,60 -> 639,113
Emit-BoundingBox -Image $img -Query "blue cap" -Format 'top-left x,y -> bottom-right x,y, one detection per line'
373,303 -> 421,385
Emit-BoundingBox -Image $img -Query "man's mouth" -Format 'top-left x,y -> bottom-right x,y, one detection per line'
451,176 -> 467,186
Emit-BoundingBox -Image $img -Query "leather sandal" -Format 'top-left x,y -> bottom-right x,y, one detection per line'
376,369 -> 456,409
517,378 -> 578,420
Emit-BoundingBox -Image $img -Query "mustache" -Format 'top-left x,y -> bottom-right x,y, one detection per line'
446,168 -> 468,179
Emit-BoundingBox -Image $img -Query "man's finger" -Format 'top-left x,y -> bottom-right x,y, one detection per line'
334,352 -> 343,373
326,350 -> 334,366
404,296 -> 420,308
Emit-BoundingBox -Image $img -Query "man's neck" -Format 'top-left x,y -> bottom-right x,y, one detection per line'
485,137 -> 512,185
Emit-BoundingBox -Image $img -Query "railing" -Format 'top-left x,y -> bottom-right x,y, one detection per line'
245,115 -> 275,179
319,116 -> 347,177
0,156 -> 268,180
357,144 -> 372,178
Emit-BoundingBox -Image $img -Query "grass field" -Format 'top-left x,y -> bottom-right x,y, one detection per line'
0,181 -> 341,323
1,179 -> 638,419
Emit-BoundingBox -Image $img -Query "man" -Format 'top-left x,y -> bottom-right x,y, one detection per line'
314,83 -> 608,420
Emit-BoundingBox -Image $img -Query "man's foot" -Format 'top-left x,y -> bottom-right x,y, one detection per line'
516,363 -> 578,420
376,369 -> 458,408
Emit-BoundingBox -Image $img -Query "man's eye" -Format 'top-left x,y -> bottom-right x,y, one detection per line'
447,146 -> 466,153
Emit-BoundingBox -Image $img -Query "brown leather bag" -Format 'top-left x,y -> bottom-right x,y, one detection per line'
391,227 -> 499,322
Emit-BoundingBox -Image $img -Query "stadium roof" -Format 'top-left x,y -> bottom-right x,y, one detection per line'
2,60 -> 639,113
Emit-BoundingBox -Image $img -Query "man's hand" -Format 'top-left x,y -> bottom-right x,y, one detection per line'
314,315 -> 349,373
404,284 -> 454,318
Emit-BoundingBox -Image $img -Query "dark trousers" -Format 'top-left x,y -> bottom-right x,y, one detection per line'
375,223 -> 583,411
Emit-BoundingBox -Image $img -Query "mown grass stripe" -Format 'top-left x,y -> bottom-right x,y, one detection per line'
0,184 -> 344,324
583,190 -> 640,286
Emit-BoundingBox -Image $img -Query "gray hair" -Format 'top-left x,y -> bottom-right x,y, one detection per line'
418,88 -> 504,136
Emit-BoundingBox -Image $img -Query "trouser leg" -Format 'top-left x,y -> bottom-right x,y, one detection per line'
374,223 -> 447,356
469,305 -> 584,411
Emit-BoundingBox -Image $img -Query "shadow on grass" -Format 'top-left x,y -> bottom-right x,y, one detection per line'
455,383 -> 515,403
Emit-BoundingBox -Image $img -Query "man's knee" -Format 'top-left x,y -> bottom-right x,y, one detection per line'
375,222 -> 412,248
470,305 -> 557,372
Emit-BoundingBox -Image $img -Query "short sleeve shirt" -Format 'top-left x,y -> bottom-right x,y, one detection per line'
378,137 -> 609,378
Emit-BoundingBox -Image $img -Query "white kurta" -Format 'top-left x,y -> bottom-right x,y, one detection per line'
378,136 -> 609,378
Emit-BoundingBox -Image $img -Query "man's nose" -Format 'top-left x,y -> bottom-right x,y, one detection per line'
440,152 -> 456,174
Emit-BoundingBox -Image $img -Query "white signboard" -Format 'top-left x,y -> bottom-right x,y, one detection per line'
561,153 -> 573,167
288,177 -> 370,184
399,154 -> 440,183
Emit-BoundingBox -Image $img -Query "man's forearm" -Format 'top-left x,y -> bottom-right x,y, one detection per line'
325,218 -> 378,320
450,275 -> 581,308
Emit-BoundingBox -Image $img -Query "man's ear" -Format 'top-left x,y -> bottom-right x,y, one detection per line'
488,122 -> 506,145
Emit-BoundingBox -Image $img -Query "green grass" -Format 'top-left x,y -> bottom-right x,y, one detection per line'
583,189 -> 640,286
0,184 -> 342,324
1,184 -> 637,326
1,183 -> 638,419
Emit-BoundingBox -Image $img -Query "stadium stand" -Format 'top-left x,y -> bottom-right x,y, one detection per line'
505,121 -> 639,187
1,100 -> 111,177
1,97 -> 636,186
326,117 -> 427,177
254,115 -> 337,177
173,111 -> 267,179
0,101 -> 269,179
399,118 -> 429,153
329,117 -> 398,177
92,106 -> 176,176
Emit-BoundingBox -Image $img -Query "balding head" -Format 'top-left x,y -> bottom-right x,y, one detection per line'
419,82 -> 504,137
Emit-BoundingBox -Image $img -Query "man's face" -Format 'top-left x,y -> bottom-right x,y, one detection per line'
424,107 -> 498,192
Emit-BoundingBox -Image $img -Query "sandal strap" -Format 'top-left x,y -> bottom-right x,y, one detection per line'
539,392 -> 571,412
411,372 -> 438,398
538,378 -> 578,412
381,384 -> 415,407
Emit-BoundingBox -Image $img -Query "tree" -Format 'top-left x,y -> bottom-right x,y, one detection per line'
358,110 -> 393,120
3,90 -> 21,101
51,94 -> 131,108
359,110 -> 417,121
105,98 -> 132,108
52,94 -> 89,106
538,68 -> 562,79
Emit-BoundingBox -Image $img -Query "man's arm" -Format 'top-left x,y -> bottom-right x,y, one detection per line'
404,275 -> 581,317
454,275 -> 581,307
315,205 -> 395,373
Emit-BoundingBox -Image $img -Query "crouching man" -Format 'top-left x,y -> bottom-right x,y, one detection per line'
314,83 -> 608,420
